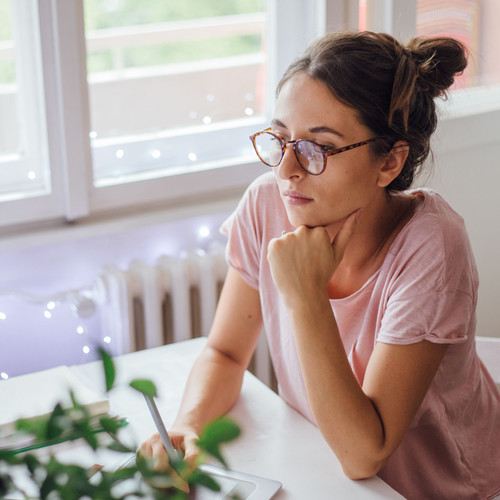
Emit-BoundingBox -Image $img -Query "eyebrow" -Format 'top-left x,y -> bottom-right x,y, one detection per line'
271,119 -> 345,138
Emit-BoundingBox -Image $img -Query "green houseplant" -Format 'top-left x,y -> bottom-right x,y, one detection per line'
0,348 -> 241,499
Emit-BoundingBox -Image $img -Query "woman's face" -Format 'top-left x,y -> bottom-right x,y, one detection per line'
271,72 -> 386,230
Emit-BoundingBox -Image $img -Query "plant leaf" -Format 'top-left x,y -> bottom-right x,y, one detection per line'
188,469 -> 221,491
23,453 -> 41,475
196,417 -> 241,467
0,449 -> 20,465
107,441 -> 135,453
129,379 -> 157,398
15,415 -> 47,440
0,472 -> 14,497
98,415 -> 123,434
159,490 -> 188,500
110,465 -> 137,482
98,347 -> 115,392
46,403 -> 68,440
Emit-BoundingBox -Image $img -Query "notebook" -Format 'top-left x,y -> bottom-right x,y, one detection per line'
0,365 -> 110,449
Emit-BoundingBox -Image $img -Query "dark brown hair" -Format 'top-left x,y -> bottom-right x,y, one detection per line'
277,31 -> 467,191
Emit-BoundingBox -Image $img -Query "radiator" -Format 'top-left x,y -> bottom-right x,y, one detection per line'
96,244 -> 276,390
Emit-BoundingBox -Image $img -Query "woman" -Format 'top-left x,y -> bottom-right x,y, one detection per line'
142,32 -> 500,499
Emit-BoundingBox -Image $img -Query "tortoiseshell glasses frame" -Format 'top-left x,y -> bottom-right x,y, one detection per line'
249,127 -> 380,175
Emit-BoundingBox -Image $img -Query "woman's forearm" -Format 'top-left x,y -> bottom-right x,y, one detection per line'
172,344 -> 246,434
289,294 -> 387,478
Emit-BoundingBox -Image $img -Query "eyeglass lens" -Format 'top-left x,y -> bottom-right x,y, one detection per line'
253,132 -> 324,174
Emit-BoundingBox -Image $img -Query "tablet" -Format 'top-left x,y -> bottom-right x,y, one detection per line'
197,463 -> 282,499
139,394 -> 281,499
115,454 -> 282,499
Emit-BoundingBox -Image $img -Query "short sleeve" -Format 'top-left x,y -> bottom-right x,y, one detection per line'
219,179 -> 264,290
378,290 -> 474,345
377,211 -> 478,346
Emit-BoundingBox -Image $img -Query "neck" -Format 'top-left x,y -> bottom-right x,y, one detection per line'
327,192 -> 413,296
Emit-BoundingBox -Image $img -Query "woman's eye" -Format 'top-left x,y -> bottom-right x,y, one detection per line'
316,141 -> 336,149
273,134 -> 288,142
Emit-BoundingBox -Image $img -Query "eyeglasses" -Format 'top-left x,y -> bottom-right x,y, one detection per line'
249,128 -> 380,175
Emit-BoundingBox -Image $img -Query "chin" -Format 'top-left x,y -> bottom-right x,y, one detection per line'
284,205 -> 337,229
286,216 -> 321,229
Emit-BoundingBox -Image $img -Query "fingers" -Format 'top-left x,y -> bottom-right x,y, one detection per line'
139,433 -> 191,493
140,431 -> 201,470
140,433 -> 170,471
182,434 -> 201,467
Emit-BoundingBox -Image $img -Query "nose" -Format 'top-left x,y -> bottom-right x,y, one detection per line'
276,143 -> 305,180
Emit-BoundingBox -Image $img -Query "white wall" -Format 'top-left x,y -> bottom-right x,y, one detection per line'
426,100 -> 500,338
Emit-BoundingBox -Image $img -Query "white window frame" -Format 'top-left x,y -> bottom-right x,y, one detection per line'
1,0 -> 499,233
1,0 -> 60,226
0,0 -> 328,230
89,0 -> 328,215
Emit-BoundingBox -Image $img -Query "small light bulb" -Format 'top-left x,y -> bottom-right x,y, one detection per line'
202,116 -> 212,125
44,310 -> 52,319
103,336 -> 111,344
151,149 -> 161,159
244,107 -> 254,116
83,345 -> 90,354
76,326 -> 85,335
47,301 -> 56,310
1,372 -> 8,380
89,131 -> 97,139
0,312 -> 6,320
27,171 -> 37,180
198,226 -> 210,238
188,152 -> 197,162
115,148 -> 125,159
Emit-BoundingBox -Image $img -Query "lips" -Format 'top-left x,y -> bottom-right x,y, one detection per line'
282,189 -> 313,206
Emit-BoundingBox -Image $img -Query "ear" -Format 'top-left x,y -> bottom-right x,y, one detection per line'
377,141 -> 409,188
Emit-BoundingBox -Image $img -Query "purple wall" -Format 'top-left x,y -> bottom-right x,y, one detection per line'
0,210 -> 230,378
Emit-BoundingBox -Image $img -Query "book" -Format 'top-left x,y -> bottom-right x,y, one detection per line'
0,365 -> 111,446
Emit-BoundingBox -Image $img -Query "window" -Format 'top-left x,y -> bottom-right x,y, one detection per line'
0,1 -> 50,203
83,0 -> 268,186
416,0 -> 500,89
359,0 -> 500,90
0,0 -> 324,228
0,0 -> 498,231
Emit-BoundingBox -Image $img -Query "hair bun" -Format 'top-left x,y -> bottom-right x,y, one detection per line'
406,37 -> 467,98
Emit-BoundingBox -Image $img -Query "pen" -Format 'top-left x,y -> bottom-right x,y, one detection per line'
143,394 -> 180,466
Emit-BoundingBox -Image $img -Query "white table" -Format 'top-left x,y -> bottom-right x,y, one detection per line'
66,337 -> 403,499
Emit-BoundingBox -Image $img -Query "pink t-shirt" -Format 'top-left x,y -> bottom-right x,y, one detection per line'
221,172 -> 500,499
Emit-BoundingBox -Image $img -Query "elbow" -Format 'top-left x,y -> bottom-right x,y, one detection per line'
339,456 -> 386,481
342,465 -> 378,481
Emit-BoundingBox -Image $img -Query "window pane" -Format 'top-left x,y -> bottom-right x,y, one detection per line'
416,0 -> 500,89
83,0 -> 267,185
0,0 -> 50,201
0,0 -> 17,157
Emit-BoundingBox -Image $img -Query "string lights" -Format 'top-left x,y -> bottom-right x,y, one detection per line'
0,288 -> 99,319
0,287 -> 101,380
0,223 -> 218,380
